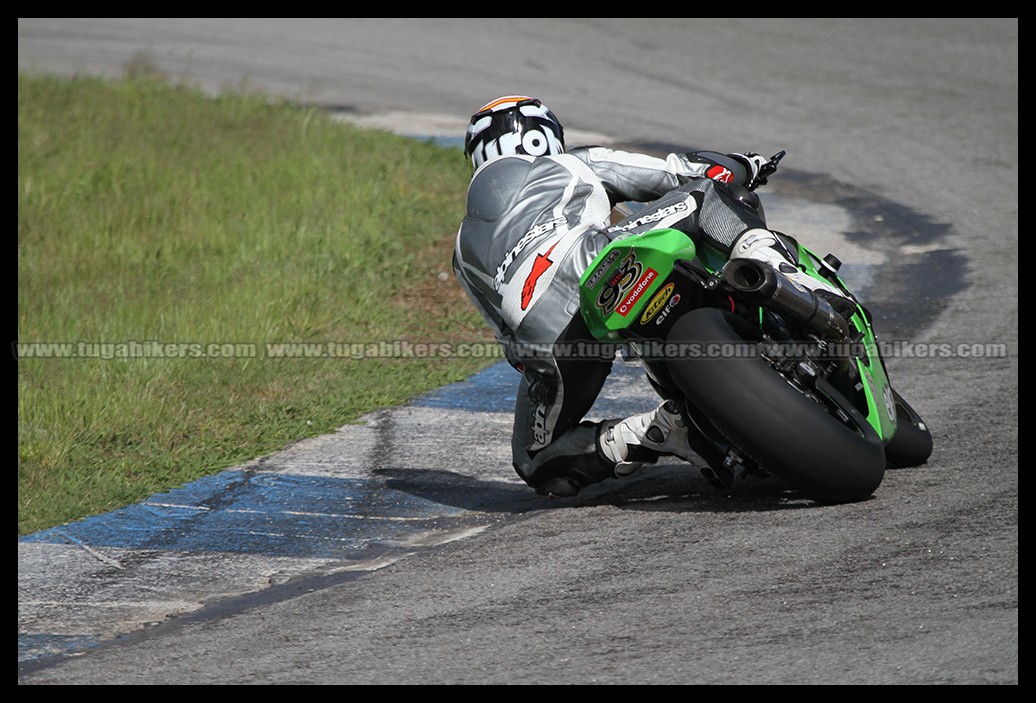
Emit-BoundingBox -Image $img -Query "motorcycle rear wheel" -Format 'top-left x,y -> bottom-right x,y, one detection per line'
666,308 -> 886,503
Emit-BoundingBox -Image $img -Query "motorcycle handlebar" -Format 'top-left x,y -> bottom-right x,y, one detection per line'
748,150 -> 787,191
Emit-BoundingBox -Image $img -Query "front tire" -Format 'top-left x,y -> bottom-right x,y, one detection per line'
666,308 -> 886,503
884,388 -> 934,468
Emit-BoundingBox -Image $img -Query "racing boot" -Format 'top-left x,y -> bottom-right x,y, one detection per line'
599,400 -> 699,476
730,228 -> 856,318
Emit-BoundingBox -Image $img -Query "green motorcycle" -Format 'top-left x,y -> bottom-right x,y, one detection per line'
579,152 -> 933,503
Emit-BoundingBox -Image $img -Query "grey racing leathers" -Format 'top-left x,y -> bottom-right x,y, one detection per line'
452,145 -> 766,494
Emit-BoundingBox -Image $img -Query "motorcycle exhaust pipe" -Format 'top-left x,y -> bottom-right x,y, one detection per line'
721,258 -> 851,340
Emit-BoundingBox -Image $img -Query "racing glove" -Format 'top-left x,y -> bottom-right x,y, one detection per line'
727,152 -> 769,188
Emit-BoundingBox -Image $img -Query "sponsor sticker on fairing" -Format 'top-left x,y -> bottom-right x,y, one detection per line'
639,283 -> 675,324
616,268 -> 658,317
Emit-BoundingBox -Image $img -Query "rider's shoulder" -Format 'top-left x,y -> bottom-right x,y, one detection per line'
472,152 -> 576,178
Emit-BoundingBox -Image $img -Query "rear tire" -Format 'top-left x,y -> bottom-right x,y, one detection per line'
666,308 -> 886,503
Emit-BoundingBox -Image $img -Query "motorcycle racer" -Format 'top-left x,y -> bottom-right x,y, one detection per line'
453,95 -> 844,497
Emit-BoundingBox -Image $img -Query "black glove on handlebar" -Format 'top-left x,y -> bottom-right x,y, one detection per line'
730,151 -> 786,190
727,152 -> 768,189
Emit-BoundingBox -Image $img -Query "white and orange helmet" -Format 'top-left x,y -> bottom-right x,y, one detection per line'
463,95 -> 565,171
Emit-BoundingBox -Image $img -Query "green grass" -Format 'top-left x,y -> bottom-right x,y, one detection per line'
17,72 -> 498,535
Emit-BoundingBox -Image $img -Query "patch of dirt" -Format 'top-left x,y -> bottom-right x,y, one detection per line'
395,231 -> 495,347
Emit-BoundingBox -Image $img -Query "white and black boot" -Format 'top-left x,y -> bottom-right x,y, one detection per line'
599,400 -> 699,477
730,228 -> 855,316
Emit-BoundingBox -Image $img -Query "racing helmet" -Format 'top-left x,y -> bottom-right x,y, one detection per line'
463,96 -> 565,171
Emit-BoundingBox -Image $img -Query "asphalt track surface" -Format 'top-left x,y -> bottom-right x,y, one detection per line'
18,19 -> 1017,685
